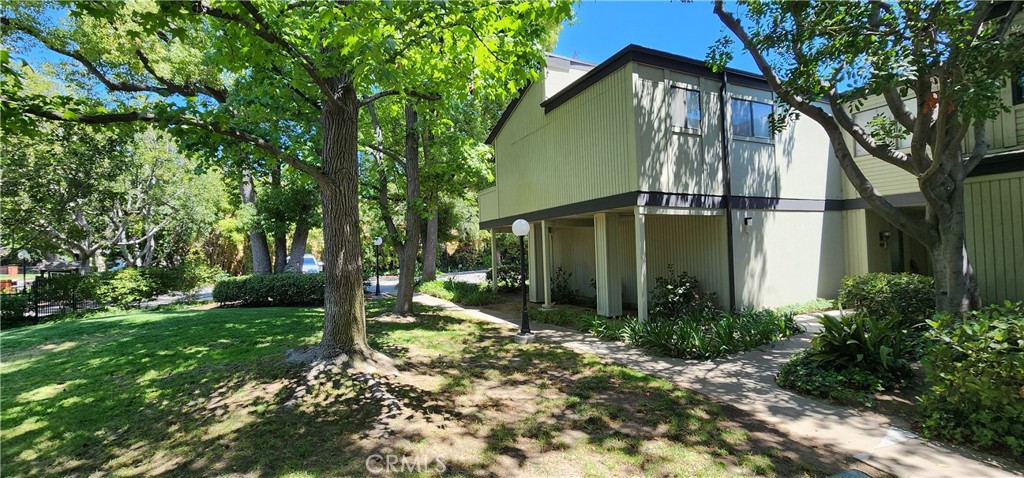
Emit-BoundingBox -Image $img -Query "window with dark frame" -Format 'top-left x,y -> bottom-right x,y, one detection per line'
730,98 -> 772,139
1014,73 -> 1024,105
670,86 -> 702,131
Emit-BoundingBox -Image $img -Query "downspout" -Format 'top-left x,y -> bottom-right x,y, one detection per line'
720,71 -> 737,311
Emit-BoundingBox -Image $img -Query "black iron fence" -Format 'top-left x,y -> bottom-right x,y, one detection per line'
1,271 -> 101,323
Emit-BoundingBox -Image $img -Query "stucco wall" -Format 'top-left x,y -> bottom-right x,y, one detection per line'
731,209 -> 846,308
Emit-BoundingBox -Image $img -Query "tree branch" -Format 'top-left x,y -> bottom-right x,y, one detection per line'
713,0 -> 938,246
12,103 -> 329,184
367,103 -> 400,241
192,0 -> 340,108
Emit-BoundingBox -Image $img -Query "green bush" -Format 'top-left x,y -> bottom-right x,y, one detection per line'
920,302 -> 1024,457
95,268 -> 157,308
527,306 -> 801,361
1,294 -> 32,327
551,267 -> 581,305
212,273 -> 325,306
485,264 -> 522,293
777,351 -> 888,405
650,265 -> 718,319
810,312 -> 917,379
417,279 -> 498,307
838,273 -> 934,325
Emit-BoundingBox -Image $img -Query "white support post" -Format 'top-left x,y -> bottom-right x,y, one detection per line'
490,230 -> 499,290
528,223 -> 541,302
594,213 -> 622,316
541,219 -> 553,309
634,209 -> 648,321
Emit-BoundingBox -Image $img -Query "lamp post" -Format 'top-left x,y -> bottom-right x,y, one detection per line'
373,236 -> 383,297
16,250 -> 29,294
511,219 -> 534,344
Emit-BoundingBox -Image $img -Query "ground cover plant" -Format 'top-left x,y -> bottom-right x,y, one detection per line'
0,300 -> 850,477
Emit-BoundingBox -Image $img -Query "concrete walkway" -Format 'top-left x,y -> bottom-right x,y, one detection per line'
412,293 -> 1022,478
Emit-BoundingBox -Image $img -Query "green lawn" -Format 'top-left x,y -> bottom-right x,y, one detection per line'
1,301 -> 847,477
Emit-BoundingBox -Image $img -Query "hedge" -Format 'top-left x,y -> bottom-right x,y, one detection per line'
213,273 -> 325,306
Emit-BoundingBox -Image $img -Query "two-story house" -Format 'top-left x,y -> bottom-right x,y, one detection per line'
479,46 -> 1023,320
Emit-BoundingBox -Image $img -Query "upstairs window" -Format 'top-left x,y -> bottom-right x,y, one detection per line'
1014,73 -> 1024,105
730,98 -> 772,139
670,86 -> 701,131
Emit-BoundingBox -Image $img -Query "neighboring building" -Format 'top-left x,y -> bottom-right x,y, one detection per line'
479,47 -> 1024,320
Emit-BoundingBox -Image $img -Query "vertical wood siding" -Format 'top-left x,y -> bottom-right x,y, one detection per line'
493,67 -> 637,219
1016,105 -> 1024,145
965,172 -> 1024,303
643,215 -> 730,308
551,227 -> 598,298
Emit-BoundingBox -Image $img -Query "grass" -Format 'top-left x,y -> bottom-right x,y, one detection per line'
774,298 -> 836,316
0,300 -> 842,477
417,279 -> 497,306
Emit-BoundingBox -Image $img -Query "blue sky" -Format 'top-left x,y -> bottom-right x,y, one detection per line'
553,1 -> 757,72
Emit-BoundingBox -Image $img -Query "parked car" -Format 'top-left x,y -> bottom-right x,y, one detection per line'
301,254 -> 321,274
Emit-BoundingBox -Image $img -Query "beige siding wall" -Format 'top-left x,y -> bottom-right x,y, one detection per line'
478,187 -> 498,223
966,172 -> 1024,303
492,66 -> 638,219
551,226 -> 598,298
843,210 -> 870,277
644,214 -> 730,309
732,210 -> 846,307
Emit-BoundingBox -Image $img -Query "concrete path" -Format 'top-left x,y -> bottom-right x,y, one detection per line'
412,293 -> 1022,478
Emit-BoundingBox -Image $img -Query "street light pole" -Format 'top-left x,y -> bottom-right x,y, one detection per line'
16,250 -> 29,294
511,219 -> 534,344
373,237 -> 383,297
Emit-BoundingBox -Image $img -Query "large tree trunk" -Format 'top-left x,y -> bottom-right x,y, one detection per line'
94,250 -> 106,273
274,233 -> 288,273
422,210 -> 438,281
285,223 -> 309,273
271,164 -> 288,274
311,77 -> 391,372
241,169 -> 272,275
928,183 -> 978,313
393,102 -> 421,316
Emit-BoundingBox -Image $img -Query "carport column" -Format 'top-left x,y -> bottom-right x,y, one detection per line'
634,209 -> 649,321
594,213 -> 622,316
541,219 -> 554,309
528,222 -> 542,302
490,230 -> 499,290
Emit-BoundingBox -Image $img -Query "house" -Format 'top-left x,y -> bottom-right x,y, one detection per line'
479,46 -> 1024,319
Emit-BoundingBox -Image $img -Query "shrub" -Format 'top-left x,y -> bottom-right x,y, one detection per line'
777,351 -> 887,405
213,273 -> 325,306
487,265 -> 522,293
627,309 -> 802,360
809,312 -> 918,380
650,265 -> 718,319
920,302 -> 1024,457
551,267 -> 580,305
528,306 -> 801,361
838,273 -> 934,325
417,279 -> 497,306
95,268 -> 157,308
1,294 -> 31,327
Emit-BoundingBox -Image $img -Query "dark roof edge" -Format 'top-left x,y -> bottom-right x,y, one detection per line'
540,44 -> 771,114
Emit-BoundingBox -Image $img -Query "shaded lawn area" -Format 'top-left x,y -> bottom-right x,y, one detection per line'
2,301 -> 853,477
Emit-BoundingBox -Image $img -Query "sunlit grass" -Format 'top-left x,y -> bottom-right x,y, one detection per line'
1,300 -> 835,477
